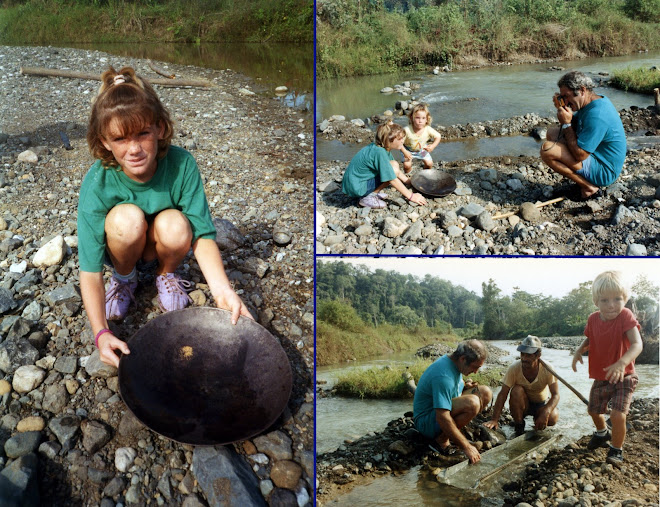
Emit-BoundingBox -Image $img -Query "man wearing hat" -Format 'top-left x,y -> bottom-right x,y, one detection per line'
484,336 -> 560,436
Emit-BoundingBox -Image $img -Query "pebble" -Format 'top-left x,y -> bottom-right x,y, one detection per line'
115,447 -> 138,472
16,416 -> 46,432
32,235 -> 66,267
270,460 -> 303,490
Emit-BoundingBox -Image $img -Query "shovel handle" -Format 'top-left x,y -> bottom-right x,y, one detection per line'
539,358 -> 589,405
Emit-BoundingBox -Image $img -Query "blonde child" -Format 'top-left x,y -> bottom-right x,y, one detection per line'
78,66 -> 252,367
401,103 -> 441,173
342,122 -> 427,208
572,271 -> 642,464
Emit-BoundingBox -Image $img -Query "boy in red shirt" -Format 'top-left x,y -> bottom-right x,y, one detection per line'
572,271 -> 643,465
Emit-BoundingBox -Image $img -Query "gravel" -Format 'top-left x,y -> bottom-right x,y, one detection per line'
0,45 -> 313,505
316,107 -> 660,256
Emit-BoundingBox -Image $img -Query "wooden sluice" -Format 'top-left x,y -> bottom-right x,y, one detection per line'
432,431 -> 561,489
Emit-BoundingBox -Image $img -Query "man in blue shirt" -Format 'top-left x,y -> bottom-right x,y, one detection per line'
413,340 -> 492,464
540,70 -> 626,200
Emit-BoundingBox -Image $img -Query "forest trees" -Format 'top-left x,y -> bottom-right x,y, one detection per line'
317,262 -> 660,342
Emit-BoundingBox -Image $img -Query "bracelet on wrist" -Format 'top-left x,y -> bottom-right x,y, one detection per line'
408,192 -> 414,201
95,328 -> 112,347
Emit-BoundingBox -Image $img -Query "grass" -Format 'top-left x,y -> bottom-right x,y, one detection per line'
316,320 -> 459,366
610,65 -> 660,94
333,360 -> 506,399
0,0 -> 313,44
317,2 -> 660,78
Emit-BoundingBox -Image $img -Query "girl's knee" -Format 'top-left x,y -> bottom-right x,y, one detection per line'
105,204 -> 147,238
153,209 -> 192,243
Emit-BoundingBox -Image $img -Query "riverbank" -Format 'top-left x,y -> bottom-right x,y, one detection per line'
316,397 -> 659,506
316,105 -> 660,256
0,45 -> 313,505
0,0 -> 313,44
317,1 -> 660,78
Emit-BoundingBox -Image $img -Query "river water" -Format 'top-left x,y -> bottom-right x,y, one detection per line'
316,52 -> 660,162
317,341 -> 660,505
47,41 -> 313,110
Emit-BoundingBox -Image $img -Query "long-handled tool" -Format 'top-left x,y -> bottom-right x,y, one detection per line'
492,197 -> 565,221
539,358 -> 588,405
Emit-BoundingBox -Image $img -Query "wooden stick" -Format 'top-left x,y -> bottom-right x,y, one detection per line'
539,358 -> 588,405
148,60 -> 175,79
493,197 -> 565,220
20,66 -> 212,88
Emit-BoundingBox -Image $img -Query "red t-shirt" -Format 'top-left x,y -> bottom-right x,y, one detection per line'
584,307 -> 640,380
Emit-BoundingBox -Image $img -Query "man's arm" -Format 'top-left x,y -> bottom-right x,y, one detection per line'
483,384 -> 510,430
435,409 -> 480,463
557,107 -> 590,162
534,381 -> 560,430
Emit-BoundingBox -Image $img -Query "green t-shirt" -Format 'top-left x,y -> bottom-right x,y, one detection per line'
341,143 -> 396,197
77,145 -> 216,272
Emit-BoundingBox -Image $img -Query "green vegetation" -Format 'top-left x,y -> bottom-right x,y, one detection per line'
317,0 -> 660,78
316,316 -> 457,366
333,360 -> 505,399
334,361 -> 432,399
0,0 -> 313,44
610,66 -> 660,94
317,261 -> 660,367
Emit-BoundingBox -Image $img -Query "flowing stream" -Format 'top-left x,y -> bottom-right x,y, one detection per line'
317,340 -> 660,505
316,52 -> 660,163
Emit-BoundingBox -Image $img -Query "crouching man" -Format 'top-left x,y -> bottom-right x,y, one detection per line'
413,340 -> 492,464
484,336 -> 560,436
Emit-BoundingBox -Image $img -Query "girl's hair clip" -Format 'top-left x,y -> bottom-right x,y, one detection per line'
113,75 -> 126,85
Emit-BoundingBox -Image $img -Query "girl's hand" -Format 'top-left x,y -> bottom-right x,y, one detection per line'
571,351 -> 583,372
214,286 -> 253,325
424,145 -> 433,153
409,192 -> 427,206
98,332 -> 130,368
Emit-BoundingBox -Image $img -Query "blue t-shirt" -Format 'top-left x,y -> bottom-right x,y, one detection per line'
574,96 -> 626,187
413,355 -> 464,439
341,143 -> 396,197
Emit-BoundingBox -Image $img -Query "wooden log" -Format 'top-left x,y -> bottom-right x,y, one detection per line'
148,60 -> 175,79
654,88 -> 659,106
20,66 -> 212,88
492,197 -> 564,220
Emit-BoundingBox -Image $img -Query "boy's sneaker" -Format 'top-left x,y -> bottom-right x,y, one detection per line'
156,273 -> 193,312
514,422 -> 525,436
105,277 -> 137,321
587,429 -> 611,450
359,193 -> 386,209
606,446 -> 623,465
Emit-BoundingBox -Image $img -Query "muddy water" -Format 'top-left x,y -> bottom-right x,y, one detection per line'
318,341 -> 660,505
316,51 -> 660,162
49,41 -> 313,109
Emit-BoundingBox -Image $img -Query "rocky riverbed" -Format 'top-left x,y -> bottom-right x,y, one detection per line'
316,107 -> 660,256
0,45 -> 313,506
316,397 -> 659,507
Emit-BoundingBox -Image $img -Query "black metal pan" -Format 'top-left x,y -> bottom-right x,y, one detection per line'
118,307 -> 292,446
410,169 -> 457,197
